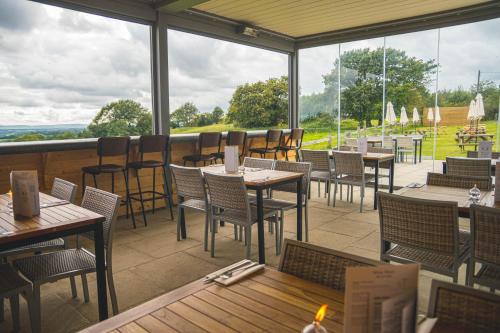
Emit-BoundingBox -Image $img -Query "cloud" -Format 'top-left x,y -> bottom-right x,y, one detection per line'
0,0 -> 45,31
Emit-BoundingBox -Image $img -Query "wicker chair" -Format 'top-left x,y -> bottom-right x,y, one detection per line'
170,165 -> 210,250
426,172 -> 492,191
396,136 -> 413,163
242,157 -> 274,169
182,132 -> 222,166
427,280 -> 500,332
366,147 -> 392,184
278,239 -> 380,290
211,131 -> 247,164
332,151 -> 373,212
0,264 -> 35,332
0,178 -> 77,261
300,149 -> 334,203
468,205 -> 500,290
14,187 -> 121,332
277,128 -> 304,161
204,172 -> 278,259
377,192 -> 470,282
248,129 -> 283,159
467,151 -> 500,159
250,161 -> 311,253
445,157 -> 491,178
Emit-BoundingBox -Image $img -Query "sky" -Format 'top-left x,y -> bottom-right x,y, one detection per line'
0,0 -> 499,125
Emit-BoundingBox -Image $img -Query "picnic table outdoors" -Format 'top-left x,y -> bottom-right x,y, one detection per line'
455,132 -> 494,151
0,192 -> 109,320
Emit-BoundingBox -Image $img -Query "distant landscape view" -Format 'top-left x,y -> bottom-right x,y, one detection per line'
0,124 -> 86,143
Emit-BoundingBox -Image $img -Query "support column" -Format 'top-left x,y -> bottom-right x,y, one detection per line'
288,50 -> 299,129
151,17 -> 170,135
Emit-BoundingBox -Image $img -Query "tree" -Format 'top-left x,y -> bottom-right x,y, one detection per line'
85,99 -> 152,137
227,76 -> 288,128
171,102 -> 199,128
211,106 -> 224,124
14,133 -> 46,142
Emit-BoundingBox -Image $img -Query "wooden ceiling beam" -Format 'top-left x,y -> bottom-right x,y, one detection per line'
155,0 -> 210,13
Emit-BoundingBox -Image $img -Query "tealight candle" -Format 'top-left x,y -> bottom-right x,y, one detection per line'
302,304 -> 328,333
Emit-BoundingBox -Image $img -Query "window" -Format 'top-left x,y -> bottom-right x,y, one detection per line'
167,29 -> 288,133
0,0 -> 152,143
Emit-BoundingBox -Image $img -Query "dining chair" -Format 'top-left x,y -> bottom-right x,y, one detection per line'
382,137 -> 394,150
14,187 -> 121,332
377,192 -> 470,283
396,136 -> 413,163
0,263 -> 35,333
467,150 -> 500,159
204,172 -> 278,259
427,279 -> 500,332
127,135 -> 175,226
446,157 -> 491,178
366,147 -> 392,185
344,138 -> 358,150
277,128 -> 304,161
170,164 -> 210,251
332,151 -> 373,212
182,132 -> 222,166
426,172 -> 492,190
248,129 -> 283,159
211,131 -> 247,164
279,239 -> 380,290
300,149 -> 334,202
468,205 -> 500,291
242,157 -> 275,169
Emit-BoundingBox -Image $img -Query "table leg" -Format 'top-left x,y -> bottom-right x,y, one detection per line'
373,160 -> 379,210
179,195 -> 187,239
296,177 -> 303,242
256,189 -> 265,264
419,139 -> 423,163
442,162 -> 447,174
413,140 -> 417,164
94,222 -> 108,321
389,158 -> 394,194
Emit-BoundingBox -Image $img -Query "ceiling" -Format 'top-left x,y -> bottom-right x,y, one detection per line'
186,0 -> 491,38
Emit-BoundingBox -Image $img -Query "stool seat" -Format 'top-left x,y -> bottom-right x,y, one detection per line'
249,147 -> 278,154
82,164 -> 125,174
127,160 -> 164,169
183,154 -> 215,163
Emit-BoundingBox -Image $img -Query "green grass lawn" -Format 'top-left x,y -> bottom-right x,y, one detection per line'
171,121 -> 498,160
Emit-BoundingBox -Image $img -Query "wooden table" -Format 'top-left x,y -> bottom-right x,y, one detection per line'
331,152 -> 395,209
0,192 -> 109,320
366,136 -> 423,164
80,268 -> 344,333
397,185 -> 497,217
193,165 -> 304,265
80,268 -> 456,333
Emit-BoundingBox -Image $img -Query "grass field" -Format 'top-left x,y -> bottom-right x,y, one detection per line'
171,121 -> 499,160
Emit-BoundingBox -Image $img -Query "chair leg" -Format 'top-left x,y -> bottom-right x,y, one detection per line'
135,169 -> 148,227
211,216 -> 216,258
204,212 -> 209,252
239,226 -> 243,242
274,218 -> 280,255
279,211 -> 285,254
234,225 -> 238,240
350,185 -> 354,203
123,170 -> 136,229
32,284 -> 41,333
0,297 -> 3,322
305,202 -> 309,242
333,181 -> 338,207
92,174 -> 98,188
9,295 -> 20,332
360,185 -> 364,213
327,180 -> 331,206
317,180 -> 320,197
81,274 -> 89,303
245,226 -> 252,259
81,173 -> 86,197
466,258 -> 474,286
340,184 -> 343,200
162,166 -> 175,220
107,267 -> 119,315
176,206 -> 183,241
152,167 -> 156,214
70,276 -> 77,298
24,288 -> 37,333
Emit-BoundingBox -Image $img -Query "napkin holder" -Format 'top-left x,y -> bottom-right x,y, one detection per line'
10,170 -> 40,219
224,146 -> 239,173
357,137 -> 368,155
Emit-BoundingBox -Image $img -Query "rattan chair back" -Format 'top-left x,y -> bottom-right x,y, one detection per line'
383,137 -> 394,149
378,192 -> 459,256
283,128 -> 304,149
226,131 -> 247,156
332,151 -> 364,176
300,150 -> 331,172
272,160 -> 311,195
170,164 -> 207,201
51,178 -> 77,203
427,280 -> 500,332
204,173 -> 250,215
467,151 -> 500,159
446,157 -> 491,178
242,157 -> 274,169
81,187 -> 120,249
367,147 -> 393,154
338,145 -> 354,152
278,239 -> 381,290
426,172 -> 492,190
470,205 -> 500,267
396,136 -> 413,149
345,138 -> 358,147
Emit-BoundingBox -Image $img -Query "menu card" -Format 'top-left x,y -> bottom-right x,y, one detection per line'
358,137 -> 368,155
343,264 -> 419,333
478,141 -> 493,158
496,161 -> 500,203
10,170 -> 40,219
224,146 -> 239,173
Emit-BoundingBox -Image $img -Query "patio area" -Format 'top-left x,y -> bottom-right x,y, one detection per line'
1,160 -> 472,333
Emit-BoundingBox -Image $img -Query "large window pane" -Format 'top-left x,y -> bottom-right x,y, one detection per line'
299,45 -> 340,149
0,0 -> 152,142
167,30 -> 288,133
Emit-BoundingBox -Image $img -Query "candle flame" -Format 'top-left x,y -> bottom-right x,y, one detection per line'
314,304 -> 328,322
7,190 -> 12,198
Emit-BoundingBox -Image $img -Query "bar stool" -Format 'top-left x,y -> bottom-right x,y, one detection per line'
248,129 -> 283,159
127,135 -> 175,226
182,132 -> 222,166
278,128 -> 304,161
211,131 -> 247,164
81,136 -> 136,227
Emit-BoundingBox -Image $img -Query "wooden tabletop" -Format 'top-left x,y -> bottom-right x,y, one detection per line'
0,192 -> 104,246
330,151 -> 395,162
398,185 -> 497,211
200,165 -> 303,187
